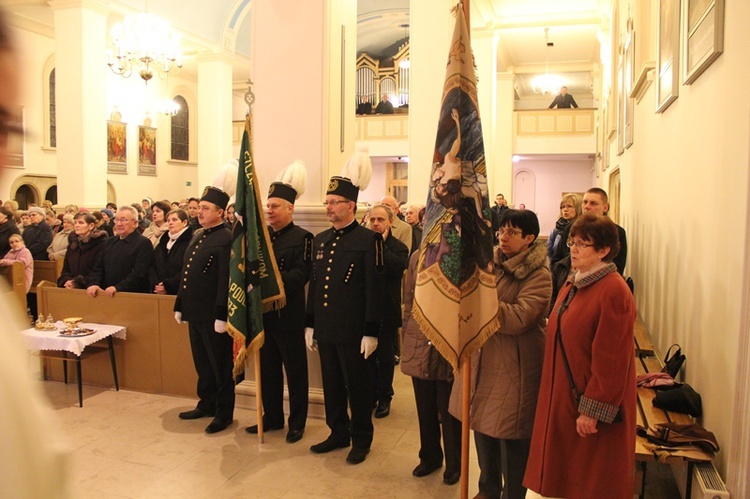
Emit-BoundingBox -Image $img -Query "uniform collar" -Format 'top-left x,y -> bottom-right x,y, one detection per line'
332,220 -> 357,237
270,221 -> 295,240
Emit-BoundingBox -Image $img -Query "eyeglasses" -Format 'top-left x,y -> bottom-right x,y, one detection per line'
322,200 -> 351,207
498,228 -> 523,238
566,239 -> 594,249
114,217 -> 134,224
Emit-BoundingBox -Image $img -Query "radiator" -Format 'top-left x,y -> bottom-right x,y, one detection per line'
670,461 -> 730,499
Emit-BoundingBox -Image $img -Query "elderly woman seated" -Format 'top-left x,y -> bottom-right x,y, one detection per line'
47,214 -> 74,261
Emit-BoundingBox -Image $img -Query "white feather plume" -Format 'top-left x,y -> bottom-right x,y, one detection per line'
341,144 -> 372,191
213,158 -> 238,198
275,160 -> 308,199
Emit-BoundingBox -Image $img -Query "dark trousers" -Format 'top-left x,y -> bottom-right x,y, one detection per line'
318,340 -> 376,449
259,328 -> 309,431
188,320 -> 235,422
474,432 -> 531,499
412,377 -> 461,474
375,325 -> 396,404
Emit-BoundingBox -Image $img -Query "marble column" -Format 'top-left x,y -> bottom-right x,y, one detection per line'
50,0 -> 109,207
197,53 -> 234,193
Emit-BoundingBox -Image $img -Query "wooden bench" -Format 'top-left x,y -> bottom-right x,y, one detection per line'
634,347 -> 711,498
0,260 -> 27,315
36,282 -> 198,397
634,316 -> 655,357
31,259 -> 64,293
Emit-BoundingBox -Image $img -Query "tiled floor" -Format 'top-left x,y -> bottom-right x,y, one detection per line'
42,371 -> 680,498
44,371 -> 480,498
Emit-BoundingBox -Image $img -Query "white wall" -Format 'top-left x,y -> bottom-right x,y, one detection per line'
512,157 -> 594,235
604,0 -> 750,487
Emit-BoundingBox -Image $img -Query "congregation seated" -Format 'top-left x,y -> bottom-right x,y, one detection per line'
57,212 -> 108,289
18,210 -> 30,234
45,210 -> 61,235
22,206 -> 53,260
149,208 -> 192,295
47,214 -> 73,261
86,205 -> 153,297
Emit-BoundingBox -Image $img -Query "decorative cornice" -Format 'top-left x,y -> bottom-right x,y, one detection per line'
48,0 -> 109,16
6,12 -> 55,38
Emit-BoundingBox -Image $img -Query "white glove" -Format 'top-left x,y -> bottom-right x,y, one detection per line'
305,327 -> 317,352
214,320 -> 227,333
360,336 -> 378,359
174,312 -> 182,324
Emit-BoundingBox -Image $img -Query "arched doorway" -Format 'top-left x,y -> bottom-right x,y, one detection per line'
45,185 -> 58,205
14,184 -> 37,209
513,169 -> 536,211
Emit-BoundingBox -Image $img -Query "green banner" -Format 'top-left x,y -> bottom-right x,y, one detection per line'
227,121 -> 285,376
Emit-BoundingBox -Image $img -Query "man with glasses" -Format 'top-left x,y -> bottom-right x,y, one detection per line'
86,205 -> 153,297
305,166 -> 384,465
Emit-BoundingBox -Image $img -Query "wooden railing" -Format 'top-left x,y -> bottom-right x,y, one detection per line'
515,108 -> 596,136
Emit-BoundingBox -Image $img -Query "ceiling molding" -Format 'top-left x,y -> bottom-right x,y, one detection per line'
6,10 -> 54,38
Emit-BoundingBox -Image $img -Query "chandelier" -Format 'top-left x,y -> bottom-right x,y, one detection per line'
531,28 -> 563,95
107,9 -> 182,83
159,98 -> 181,116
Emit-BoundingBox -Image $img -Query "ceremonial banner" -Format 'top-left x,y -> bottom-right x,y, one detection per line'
412,6 -> 499,372
227,120 -> 285,376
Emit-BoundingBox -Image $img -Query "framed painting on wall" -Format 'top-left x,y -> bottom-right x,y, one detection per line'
656,0 -> 680,113
624,28 -> 635,148
682,0 -> 724,84
138,126 -> 156,176
617,45 -> 625,157
107,121 -> 127,174
6,106 -> 24,168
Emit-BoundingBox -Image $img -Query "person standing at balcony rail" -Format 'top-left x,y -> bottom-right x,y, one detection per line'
548,86 -> 579,109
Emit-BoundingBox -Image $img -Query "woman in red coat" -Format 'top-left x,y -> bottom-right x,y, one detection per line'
524,213 -> 636,499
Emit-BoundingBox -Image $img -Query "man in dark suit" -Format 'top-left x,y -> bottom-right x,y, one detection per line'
356,96 -> 372,115
245,162 -> 312,444
305,174 -> 384,465
174,187 -> 234,434
367,203 -> 408,418
86,205 -> 153,297
548,86 -> 579,109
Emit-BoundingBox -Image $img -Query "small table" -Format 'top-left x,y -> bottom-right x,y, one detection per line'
21,322 -> 127,407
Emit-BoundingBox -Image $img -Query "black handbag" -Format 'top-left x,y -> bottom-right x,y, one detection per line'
653,383 -> 702,417
661,344 -> 686,379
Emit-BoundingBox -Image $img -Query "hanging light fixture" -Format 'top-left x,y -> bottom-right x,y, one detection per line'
107,5 -> 183,84
158,98 -> 181,116
398,24 -> 410,69
531,28 -> 564,95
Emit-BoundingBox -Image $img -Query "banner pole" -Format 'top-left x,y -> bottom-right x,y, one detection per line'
460,356 -> 471,499
254,349 -> 264,443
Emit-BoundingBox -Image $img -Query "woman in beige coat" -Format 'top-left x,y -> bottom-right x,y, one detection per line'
450,209 -> 551,499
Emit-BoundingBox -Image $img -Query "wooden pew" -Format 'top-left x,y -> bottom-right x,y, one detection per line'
0,260 -> 27,315
634,316 -> 656,357
31,259 -> 64,293
36,282 -> 198,397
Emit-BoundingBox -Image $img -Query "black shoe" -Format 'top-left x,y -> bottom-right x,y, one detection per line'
286,429 -> 304,443
346,447 -> 370,464
443,470 -> 460,485
245,423 -> 284,434
374,400 -> 391,419
204,418 -> 232,434
310,435 -> 350,454
412,461 -> 442,477
179,408 -> 212,420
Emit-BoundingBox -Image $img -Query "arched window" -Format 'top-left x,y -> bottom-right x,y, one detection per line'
380,77 -> 397,103
49,69 -> 56,148
45,185 -> 58,205
170,95 -> 189,161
